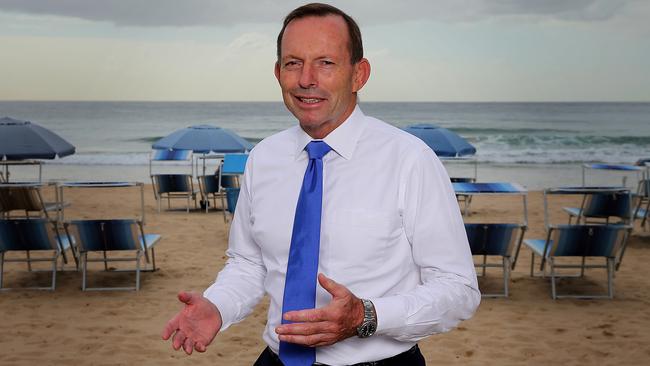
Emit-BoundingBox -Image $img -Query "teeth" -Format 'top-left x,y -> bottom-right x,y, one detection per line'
299,98 -> 321,104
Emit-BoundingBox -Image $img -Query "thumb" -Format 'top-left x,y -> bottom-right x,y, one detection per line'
177,291 -> 201,305
318,273 -> 350,299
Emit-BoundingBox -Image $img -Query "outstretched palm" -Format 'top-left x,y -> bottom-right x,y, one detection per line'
162,291 -> 222,355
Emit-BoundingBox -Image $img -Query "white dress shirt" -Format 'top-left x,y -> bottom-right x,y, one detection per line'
204,106 -> 480,365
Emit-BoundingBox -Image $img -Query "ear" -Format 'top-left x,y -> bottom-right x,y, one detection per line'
274,61 -> 281,83
352,58 -> 371,93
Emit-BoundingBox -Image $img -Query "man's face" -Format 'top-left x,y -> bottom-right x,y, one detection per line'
275,15 -> 370,139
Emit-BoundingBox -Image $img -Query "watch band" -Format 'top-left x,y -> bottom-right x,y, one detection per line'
356,298 -> 377,338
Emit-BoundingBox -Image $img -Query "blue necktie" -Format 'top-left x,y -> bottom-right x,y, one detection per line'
279,141 -> 332,366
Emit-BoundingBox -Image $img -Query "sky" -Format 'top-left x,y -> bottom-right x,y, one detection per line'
0,0 -> 648,102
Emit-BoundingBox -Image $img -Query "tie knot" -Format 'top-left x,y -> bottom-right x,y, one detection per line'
305,141 -> 332,160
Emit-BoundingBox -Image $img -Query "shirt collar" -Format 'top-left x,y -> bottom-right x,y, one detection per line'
293,105 -> 366,161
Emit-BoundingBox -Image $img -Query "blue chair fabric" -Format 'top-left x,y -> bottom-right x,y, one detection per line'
523,224 -> 631,299
0,218 -> 72,290
65,219 -> 160,291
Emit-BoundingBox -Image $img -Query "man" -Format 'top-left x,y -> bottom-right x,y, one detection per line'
162,3 -> 480,365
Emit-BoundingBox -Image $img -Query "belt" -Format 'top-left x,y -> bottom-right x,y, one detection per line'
264,344 -> 421,366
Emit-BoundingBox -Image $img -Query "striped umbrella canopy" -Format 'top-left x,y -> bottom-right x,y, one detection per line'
152,124 -> 253,154
0,117 -> 75,160
403,123 -> 476,158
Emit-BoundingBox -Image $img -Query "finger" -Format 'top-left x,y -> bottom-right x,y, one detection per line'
195,342 -> 207,353
278,333 -> 334,347
161,312 -> 181,340
283,307 -> 327,323
183,337 -> 194,355
318,273 -> 349,299
172,330 -> 187,351
276,321 -> 335,336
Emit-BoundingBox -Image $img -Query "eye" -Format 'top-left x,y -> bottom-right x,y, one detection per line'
284,60 -> 301,69
321,60 -> 335,66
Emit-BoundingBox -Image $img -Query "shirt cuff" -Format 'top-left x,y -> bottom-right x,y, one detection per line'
203,286 -> 236,331
370,295 -> 407,334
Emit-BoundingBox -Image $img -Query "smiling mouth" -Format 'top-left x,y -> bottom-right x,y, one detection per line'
295,96 -> 325,104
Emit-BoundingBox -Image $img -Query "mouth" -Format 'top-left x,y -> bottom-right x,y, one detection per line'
294,95 -> 326,105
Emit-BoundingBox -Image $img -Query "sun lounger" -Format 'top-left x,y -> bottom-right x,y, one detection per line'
562,188 -> 633,225
0,218 -> 74,290
464,223 -> 526,297
64,219 -> 160,291
149,149 -> 198,213
0,182 -> 66,220
454,182 -> 528,297
523,224 -> 631,299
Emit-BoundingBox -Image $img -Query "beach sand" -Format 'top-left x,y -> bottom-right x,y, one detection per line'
1,186 -> 649,365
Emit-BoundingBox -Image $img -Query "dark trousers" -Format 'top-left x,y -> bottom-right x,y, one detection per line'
253,344 -> 426,366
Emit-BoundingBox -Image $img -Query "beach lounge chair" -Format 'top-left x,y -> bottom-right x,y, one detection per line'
562,190 -> 633,225
149,149 -> 198,213
64,219 -> 160,291
197,173 -> 220,213
634,179 -> 649,230
464,223 -> 526,297
453,182 -> 528,297
0,218 -> 74,290
0,182 -> 65,220
523,224 -> 631,299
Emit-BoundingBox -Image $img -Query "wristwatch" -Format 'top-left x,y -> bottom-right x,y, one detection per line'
356,298 -> 377,338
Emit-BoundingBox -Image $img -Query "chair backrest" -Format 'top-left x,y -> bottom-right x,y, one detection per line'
198,174 -> 220,194
582,192 -> 632,220
464,223 -> 520,256
550,224 -> 628,257
0,185 -> 45,213
67,219 -> 141,252
222,154 -> 248,175
225,188 -> 240,214
0,219 -> 60,251
153,174 -> 193,194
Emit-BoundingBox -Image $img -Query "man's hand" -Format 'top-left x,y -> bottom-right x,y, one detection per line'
161,291 -> 222,355
275,273 -> 365,347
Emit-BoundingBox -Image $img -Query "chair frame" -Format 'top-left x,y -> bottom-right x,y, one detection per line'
64,219 -> 159,291
527,187 -> 634,299
149,149 -> 198,213
526,224 -> 630,299
454,182 -> 528,298
0,182 -> 65,221
466,223 -> 527,297
0,218 -> 73,291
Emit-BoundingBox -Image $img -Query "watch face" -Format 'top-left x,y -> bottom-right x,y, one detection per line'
360,322 -> 376,337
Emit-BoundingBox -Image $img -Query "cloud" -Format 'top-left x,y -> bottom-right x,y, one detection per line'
0,0 -> 644,27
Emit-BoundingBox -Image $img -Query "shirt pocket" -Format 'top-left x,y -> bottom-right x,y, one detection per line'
324,209 -> 403,272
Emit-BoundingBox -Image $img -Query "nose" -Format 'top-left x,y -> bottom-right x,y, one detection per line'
298,63 -> 317,89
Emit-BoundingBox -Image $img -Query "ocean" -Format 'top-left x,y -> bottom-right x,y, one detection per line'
1,101 -> 649,189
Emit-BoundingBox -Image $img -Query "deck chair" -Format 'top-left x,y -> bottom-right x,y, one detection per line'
197,173 -> 220,213
0,218 -> 74,291
0,183 -> 64,220
563,191 -> 633,225
523,224 -> 631,299
465,223 -> 526,297
150,149 -> 197,213
634,179 -> 649,230
151,175 -> 198,213
64,219 -> 160,291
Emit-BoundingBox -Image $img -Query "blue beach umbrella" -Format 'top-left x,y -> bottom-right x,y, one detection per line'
152,124 -> 253,154
402,123 -> 476,158
0,117 -> 76,160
